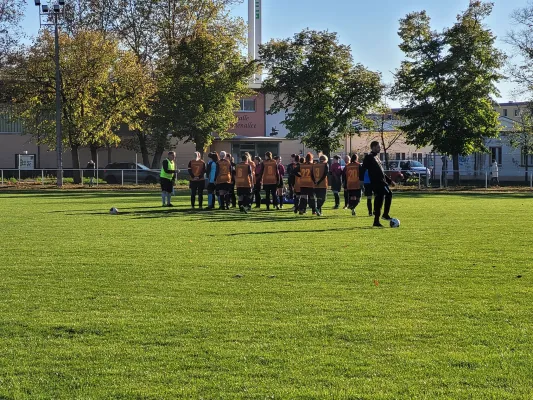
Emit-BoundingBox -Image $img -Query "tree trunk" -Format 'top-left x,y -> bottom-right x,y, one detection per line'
152,150 -> 163,170
452,153 -> 460,185
71,145 -> 81,184
195,141 -> 206,158
107,145 -> 112,164
90,144 -> 98,163
136,132 -> 151,166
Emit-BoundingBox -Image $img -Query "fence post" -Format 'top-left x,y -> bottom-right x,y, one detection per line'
96,153 -> 99,187
81,169 -> 84,186
121,169 -> 124,186
530,172 -> 532,189
1,169 -> 3,186
135,153 -> 138,185
485,172 -> 488,189
42,169 -> 45,186
418,173 -> 421,190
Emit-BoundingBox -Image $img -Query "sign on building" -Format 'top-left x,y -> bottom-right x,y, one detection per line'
16,154 -> 36,170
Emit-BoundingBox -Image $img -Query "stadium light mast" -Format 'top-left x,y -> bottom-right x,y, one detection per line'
248,0 -> 262,84
35,0 -> 66,187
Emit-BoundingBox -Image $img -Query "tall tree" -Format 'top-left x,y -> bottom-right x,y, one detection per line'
394,1 -> 505,183
14,30 -> 155,182
154,23 -> 256,155
260,29 -> 382,156
508,104 -> 533,182
0,0 -> 25,69
507,2 -> 533,94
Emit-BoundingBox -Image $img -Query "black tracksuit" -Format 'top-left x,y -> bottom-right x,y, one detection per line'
361,152 -> 393,222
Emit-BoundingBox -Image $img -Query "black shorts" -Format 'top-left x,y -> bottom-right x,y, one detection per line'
348,189 -> 362,198
364,183 -> 373,197
160,177 -> 173,193
189,180 -> 205,191
300,187 -> 314,196
263,184 -> 277,192
237,188 -> 252,196
207,183 -> 216,192
216,183 -> 232,192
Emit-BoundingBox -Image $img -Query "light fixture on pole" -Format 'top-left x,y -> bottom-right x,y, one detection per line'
35,0 -> 66,187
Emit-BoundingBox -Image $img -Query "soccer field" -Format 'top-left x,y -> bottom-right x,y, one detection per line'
1,190 -> 532,399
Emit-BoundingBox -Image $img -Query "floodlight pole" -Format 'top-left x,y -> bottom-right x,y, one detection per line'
37,1 -> 65,187
53,12 -> 63,187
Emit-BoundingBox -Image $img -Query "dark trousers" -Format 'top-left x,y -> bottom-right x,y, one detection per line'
373,184 -> 392,221
315,188 -> 327,211
263,184 -> 278,209
254,182 -> 262,207
230,183 -> 236,207
344,188 -> 349,207
190,180 -> 205,207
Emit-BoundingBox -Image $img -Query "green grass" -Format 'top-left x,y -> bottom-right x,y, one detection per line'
0,189 -> 532,399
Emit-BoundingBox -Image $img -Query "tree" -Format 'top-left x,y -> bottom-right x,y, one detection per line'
507,3 -> 533,94
154,23 -> 256,155
508,104 -> 533,182
367,103 -> 404,170
0,0 -> 25,69
394,1 -> 505,184
14,30 -> 155,182
260,29 -> 382,156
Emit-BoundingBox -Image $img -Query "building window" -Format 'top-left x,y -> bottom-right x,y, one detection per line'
412,153 -> 424,162
395,153 -> 401,160
521,148 -> 533,167
503,109 -> 508,117
238,99 -> 256,112
515,109 -> 520,117
490,147 -> 502,165
231,142 -> 279,159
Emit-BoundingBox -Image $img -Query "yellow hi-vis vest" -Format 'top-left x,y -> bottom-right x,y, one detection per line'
160,159 -> 175,180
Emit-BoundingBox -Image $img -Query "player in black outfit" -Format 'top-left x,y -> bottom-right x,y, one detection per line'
361,141 -> 395,227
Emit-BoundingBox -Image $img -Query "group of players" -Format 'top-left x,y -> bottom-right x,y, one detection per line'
159,141 -> 394,227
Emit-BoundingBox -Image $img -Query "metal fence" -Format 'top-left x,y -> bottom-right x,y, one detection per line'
1,168 -> 532,189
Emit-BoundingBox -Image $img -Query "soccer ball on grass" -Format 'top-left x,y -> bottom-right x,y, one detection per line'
390,218 -> 400,228
109,207 -> 119,215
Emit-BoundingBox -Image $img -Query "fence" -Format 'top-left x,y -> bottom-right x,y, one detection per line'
1,168 -> 533,189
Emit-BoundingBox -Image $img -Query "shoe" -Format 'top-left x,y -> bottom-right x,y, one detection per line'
343,206 -> 348,210
254,205 -> 261,209
381,215 -> 392,221
299,211 -> 305,215
333,205 -> 339,210
352,209 -> 356,216
369,213 -> 373,217
198,206 -> 203,210
167,203 -> 174,207
275,205 -> 280,210
239,206 -> 245,213
316,210 -> 322,216
294,208 -> 298,214
373,222 -> 385,227
279,205 -> 284,209
162,204 -> 166,207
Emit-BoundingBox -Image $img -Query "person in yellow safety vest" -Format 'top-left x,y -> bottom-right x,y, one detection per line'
160,151 -> 178,207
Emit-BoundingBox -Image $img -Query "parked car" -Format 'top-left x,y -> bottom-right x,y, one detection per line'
388,160 -> 431,183
103,162 -> 160,184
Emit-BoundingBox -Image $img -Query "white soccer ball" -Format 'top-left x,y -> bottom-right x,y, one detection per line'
390,218 -> 400,228
109,207 -> 119,215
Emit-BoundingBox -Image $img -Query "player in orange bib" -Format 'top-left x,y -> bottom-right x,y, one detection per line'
313,155 -> 329,216
291,156 -> 304,214
235,154 -> 254,213
259,151 -> 280,211
294,153 -> 316,215
342,154 -> 363,216
215,150 -> 232,210
188,152 -> 206,209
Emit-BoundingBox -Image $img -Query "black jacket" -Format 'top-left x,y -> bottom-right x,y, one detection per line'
361,152 -> 391,186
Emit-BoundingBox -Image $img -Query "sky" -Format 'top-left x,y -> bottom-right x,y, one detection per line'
20,0 -> 531,106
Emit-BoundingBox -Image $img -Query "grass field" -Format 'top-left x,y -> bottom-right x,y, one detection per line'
0,189 -> 532,399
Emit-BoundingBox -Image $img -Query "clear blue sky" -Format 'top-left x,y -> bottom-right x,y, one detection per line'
21,0 -> 529,106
